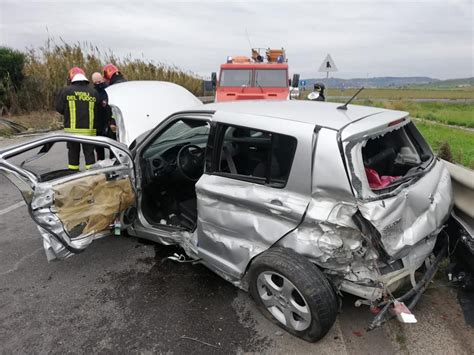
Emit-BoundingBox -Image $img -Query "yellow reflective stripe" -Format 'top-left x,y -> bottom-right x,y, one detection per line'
68,100 -> 76,129
89,101 -> 94,129
64,128 -> 97,136
68,164 -> 79,170
85,164 -> 93,170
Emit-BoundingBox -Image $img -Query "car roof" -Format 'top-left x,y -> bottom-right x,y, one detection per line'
106,81 -> 203,146
200,100 -> 405,130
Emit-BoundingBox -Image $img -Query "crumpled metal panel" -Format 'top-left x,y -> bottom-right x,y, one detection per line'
195,174 -> 311,280
37,225 -> 73,261
27,168 -> 135,261
53,174 -> 135,235
276,127 -> 452,301
358,161 -> 452,257
277,199 -> 376,273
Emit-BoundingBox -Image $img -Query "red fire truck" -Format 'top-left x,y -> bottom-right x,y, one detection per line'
211,48 -> 299,102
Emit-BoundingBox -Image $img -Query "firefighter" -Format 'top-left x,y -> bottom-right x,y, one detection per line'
102,64 -> 126,138
56,67 -> 100,170
91,72 -> 111,159
103,63 -> 126,85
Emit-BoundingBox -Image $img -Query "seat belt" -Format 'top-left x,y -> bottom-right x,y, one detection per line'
222,145 -> 237,174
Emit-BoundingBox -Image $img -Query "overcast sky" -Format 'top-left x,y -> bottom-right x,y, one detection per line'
1,0 -> 472,79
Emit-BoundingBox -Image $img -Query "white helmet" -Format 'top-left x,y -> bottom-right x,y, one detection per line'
307,91 -> 320,101
71,73 -> 89,83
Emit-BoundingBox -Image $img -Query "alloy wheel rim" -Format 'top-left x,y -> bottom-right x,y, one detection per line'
256,271 -> 312,331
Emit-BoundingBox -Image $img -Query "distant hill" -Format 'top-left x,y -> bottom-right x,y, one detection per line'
300,76 -> 474,90
407,77 -> 474,89
300,76 -> 438,89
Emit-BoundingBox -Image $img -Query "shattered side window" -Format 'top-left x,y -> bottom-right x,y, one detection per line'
5,141 -> 117,182
216,125 -> 297,188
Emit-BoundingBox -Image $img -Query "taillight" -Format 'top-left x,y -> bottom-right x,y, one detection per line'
388,118 -> 406,127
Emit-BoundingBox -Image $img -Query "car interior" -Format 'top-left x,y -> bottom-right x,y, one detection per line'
362,122 -> 433,188
140,118 -> 210,230
139,120 -> 297,231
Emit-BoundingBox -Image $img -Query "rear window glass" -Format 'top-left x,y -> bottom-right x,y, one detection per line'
361,122 -> 433,191
220,69 -> 252,87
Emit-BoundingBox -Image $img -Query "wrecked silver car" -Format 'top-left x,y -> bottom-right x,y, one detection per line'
0,81 -> 454,342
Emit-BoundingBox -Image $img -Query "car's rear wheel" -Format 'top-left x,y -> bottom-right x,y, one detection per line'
249,247 -> 338,342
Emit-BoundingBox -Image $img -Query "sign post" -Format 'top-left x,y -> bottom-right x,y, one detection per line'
318,54 -> 338,79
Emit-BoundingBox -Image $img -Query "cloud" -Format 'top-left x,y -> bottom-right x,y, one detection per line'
0,0 -> 472,79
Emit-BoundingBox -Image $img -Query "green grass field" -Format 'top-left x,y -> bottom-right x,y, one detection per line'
324,88 -> 474,100
414,121 -> 474,168
363,100 -> 473,167
356,101 -> 474,128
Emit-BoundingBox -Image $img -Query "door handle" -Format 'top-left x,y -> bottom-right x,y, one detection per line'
264,201 -> 292,214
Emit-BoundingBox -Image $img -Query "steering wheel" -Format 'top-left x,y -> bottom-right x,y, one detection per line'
176,144 -> 205,181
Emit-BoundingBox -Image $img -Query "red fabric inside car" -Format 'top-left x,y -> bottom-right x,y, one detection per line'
365,167 -> 400,189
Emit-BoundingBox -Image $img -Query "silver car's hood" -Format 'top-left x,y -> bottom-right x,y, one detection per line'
106,81 -> 203,146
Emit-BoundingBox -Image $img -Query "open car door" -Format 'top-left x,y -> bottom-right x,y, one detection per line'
0,134 -> 136,261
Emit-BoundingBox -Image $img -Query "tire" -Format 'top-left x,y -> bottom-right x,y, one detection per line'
248,247 -> 338,342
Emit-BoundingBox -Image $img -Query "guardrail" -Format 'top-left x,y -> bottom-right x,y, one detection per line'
443,160 -> 474,220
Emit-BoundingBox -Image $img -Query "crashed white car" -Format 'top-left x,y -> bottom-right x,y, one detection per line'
0,81 -> 453,342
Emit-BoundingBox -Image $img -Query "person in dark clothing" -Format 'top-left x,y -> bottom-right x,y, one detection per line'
103,63 -> 126,85
56,67 -> 100,170
102,64 -> 126,139
91,72 -> 112,160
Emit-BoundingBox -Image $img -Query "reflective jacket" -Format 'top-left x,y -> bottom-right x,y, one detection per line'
55,82 -> 100,136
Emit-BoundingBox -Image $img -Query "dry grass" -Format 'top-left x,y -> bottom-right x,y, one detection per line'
13,39 -> 203,112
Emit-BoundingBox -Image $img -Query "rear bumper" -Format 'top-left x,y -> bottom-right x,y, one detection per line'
368,236 -> 449,330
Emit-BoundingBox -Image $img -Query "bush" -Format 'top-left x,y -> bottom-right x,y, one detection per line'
0,47 -> 25,89
0,47 -> 26,113
438,141 -> 453,162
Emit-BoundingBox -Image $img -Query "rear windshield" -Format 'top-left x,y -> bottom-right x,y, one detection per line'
255,69 -> 288,88
220,69 -> 252,87
361,122 -> 433,192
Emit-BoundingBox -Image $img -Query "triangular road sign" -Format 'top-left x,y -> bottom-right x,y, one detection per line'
318,54 -> 338,72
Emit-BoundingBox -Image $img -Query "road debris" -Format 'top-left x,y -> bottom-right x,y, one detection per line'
180,335 -> 220,349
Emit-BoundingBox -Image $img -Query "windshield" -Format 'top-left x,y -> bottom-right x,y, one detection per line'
220,69 -> 252,87
255,69 -> 288,88
153,120 -> 209,146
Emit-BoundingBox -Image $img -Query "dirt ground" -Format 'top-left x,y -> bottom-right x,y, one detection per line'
0,111 -> 61,136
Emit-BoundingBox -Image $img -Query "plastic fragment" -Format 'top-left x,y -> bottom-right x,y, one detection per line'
393,301 -> 417,324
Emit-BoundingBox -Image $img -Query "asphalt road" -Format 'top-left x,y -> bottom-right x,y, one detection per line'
1,133 -> 473,354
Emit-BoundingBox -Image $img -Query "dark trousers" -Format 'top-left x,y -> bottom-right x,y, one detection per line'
67,141 -> 95,170
95,132 -> 105,161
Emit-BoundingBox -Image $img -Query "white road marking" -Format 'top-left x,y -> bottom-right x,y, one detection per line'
0,201 -> 25,216
0,247 -> 42,276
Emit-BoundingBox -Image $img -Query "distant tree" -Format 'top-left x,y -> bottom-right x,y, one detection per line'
0,47 -> 26,112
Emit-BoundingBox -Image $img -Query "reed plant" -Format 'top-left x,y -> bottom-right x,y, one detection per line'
15,38 -> 203,112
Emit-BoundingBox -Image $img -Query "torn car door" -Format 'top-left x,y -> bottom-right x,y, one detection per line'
0,134 -> 136,261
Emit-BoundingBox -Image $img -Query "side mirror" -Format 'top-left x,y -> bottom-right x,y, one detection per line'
211,72 -> 217,89
292,73 -> 300,88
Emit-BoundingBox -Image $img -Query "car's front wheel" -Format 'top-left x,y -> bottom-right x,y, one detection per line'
249,247 -> 338,342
